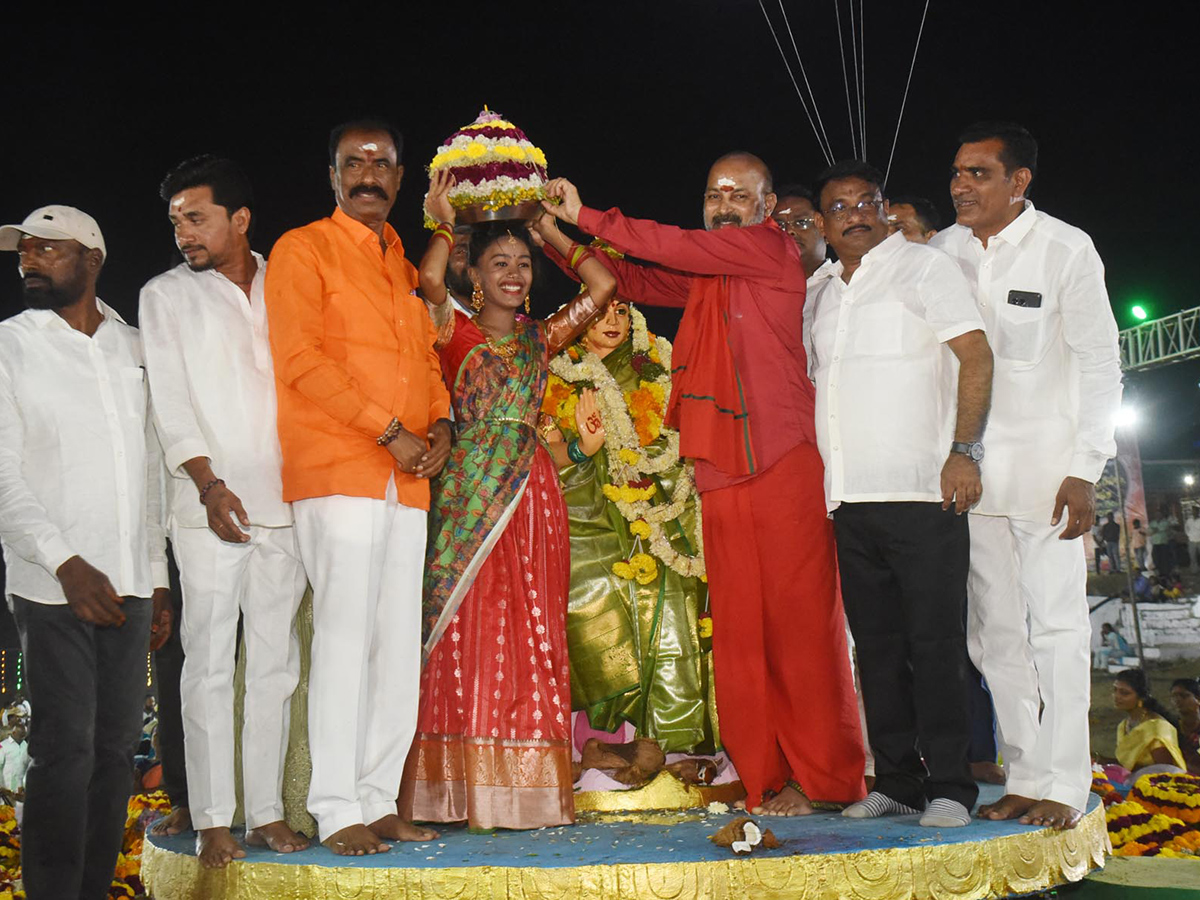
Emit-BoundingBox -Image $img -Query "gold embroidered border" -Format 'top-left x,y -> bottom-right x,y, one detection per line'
575,770 -> 747,812
142,800 -> 1107,900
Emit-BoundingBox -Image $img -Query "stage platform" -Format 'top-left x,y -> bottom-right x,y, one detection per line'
141,784 -> 1108,900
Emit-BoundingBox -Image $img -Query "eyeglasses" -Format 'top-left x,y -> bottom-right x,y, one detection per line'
774,215 -> 817,232
822,199 -> 884,221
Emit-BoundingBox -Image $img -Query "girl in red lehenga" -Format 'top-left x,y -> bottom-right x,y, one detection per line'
399,170 -> 615,829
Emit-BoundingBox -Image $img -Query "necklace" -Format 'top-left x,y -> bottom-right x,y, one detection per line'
479,321 -> 520,364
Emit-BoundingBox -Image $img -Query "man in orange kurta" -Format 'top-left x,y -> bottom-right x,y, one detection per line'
265,118 -> 451,856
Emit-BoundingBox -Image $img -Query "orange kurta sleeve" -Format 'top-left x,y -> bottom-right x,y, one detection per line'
265,231 -> 394,439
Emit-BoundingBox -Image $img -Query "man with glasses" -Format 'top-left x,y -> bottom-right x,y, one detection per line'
805,160 -> 993,828
541,152 -> 866,819
773,184 -> 827,277
931,122 -> 1121,830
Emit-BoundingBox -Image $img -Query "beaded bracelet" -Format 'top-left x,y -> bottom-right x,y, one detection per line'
377,417 -> 402,446
567,439 -> 589,464
198,478 -> 225,504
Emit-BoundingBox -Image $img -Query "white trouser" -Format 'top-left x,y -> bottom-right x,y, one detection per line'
966,513 -> 1091,812
175,523 -> 307,831
292,482 -> 426,839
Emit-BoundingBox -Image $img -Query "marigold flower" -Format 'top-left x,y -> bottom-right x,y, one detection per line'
630,552 -> 658,585
630,519 -> 651,539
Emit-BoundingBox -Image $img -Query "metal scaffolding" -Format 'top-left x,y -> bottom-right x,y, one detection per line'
1120,305 -> 1200,371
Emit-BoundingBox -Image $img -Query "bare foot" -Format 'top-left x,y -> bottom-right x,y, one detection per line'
752,785 -> 813,817
246,820 -> 309,853
322,824 -> 390,856
196,827 -> 246,868
369,813 -> 439,842
1019,799 -> 1082,830
977,793 -> 1036,820
151,806 -> 192,836
970,761 -> 1006,785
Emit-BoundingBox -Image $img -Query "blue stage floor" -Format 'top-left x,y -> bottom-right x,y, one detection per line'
145,784 -> 1101,870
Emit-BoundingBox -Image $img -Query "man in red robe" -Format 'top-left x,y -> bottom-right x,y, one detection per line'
542,154 -> 865,814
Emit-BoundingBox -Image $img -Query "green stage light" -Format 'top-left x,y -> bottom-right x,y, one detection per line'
1130,304 -> 1149,321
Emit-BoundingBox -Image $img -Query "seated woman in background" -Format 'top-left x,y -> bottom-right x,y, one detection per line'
1171,677 -> 1200,775
1095,669 -> 1186,785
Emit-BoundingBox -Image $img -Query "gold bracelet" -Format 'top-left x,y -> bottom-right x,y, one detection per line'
377,417 -> 402,446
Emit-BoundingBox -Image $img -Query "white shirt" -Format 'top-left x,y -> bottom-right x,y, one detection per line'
805,232 -> 985,511
0,736 -> 28,792
932,202 -> 1122,517
139,255 -> 291,529
1186,517 -> 1200,542
0,301 -> 168,605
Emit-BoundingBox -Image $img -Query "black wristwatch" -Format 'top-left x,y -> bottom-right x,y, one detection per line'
950,441 -> 985,462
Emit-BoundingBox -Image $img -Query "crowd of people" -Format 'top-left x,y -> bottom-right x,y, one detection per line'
0,114 -> 1126,898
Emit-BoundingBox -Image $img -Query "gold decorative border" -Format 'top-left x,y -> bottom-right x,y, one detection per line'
142,802 -> 1108,900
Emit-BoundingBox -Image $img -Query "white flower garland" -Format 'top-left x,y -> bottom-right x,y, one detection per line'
549,308 -> 705,579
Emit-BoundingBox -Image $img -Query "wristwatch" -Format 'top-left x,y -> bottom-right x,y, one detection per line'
951,441 -> 985,462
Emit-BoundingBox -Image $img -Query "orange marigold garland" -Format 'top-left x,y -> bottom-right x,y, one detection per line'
545,305 -> 705,581
1131,771 -> 1200,823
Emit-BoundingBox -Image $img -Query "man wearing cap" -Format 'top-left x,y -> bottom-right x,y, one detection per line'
541,154 -> 866,818
265,118 -> 450,855
0,206 -> 171,899
139,155 -> 310,867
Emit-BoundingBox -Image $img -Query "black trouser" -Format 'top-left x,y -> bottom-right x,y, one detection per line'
12,595 -> 151,900
834,502 -> 978,811
156,542 -> 187,809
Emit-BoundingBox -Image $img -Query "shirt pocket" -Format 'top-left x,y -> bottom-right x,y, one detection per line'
118,366 -> 148,420
851,300 -> 906,356
993,301 -> 1046,363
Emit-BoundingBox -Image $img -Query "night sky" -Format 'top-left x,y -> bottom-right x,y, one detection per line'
2,4 -> 1196,461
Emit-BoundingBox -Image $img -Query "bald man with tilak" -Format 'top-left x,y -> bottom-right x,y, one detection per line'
541,152 -> 866,816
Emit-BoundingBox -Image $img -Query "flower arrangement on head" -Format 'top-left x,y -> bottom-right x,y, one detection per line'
542,271 -> 706,582
423,107 -> 549,230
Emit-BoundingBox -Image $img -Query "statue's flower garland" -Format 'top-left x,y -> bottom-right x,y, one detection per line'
545,307 -> 705,580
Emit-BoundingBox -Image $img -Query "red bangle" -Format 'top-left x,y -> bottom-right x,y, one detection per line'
431,224 -> 454,248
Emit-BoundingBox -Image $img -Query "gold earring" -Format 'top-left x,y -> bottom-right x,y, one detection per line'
471,283 -> 484,312
524,295 -> 531,314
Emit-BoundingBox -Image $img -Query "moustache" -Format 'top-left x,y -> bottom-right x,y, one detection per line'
841,224 -> 871,236
350,184 -> 389,200
710,214 -> 742,228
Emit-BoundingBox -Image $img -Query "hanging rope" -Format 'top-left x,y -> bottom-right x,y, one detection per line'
758,0 -> 834,165
833,0 -> 858,158
849,0 -> 863,160
883,0 -> 932,188
777,0 -> 835,163
858,0 -> 867,160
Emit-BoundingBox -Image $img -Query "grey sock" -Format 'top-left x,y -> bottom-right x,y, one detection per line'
842,791 -> 922,819
919,798 -> 972,828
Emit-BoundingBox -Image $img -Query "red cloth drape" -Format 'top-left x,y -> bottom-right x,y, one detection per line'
701,442 -> 866,808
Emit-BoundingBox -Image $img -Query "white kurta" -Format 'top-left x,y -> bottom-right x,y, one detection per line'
139,259 -> 306,831
933,203 -> 1122,811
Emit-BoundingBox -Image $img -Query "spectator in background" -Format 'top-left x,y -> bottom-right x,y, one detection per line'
0,713 -> 29,805
1091,516 -> 1106,573
1101,513 -> 1122,572
887,195 -> 941,243
1170,678 -> 1200,775
1150,511 -> 1173,576
1131,518 -> 1148,570
1185,514 -> 1200,573
1093,622 -> 1131,669
773,184 -> 828,277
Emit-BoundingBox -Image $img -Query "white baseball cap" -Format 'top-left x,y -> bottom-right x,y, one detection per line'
0,205 -> 107,260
